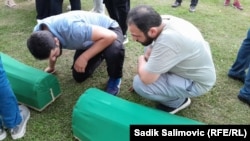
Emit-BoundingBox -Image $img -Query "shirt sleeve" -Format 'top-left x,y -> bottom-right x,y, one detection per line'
145,41 -> 180,74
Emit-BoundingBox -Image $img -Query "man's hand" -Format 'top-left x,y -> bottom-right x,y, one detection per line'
144,46 -> 152,61
128,86 -> 135,92
74,55 -> 88,73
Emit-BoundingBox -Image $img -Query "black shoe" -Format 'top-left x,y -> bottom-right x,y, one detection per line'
171,2 -> 181,8
238,94 -> 250,106
228,74 -> 244,83
156,98 -> 191,114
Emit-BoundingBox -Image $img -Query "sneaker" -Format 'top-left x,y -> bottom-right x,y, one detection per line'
90,8 -> 105,14
228,73 -> 244,83
5,0 -> 17,8
0,127 -> 6,141
66,5 -> 71,11
233,2 -> 243,10
171,2 -> 181,8
156,98 -> 191,114
106,77 -> 121,95
189,6 -> 196,12
123,35 -> 129,45
224,0 -> 230,6
238,94 -> 250,106
10,105 -> 30,140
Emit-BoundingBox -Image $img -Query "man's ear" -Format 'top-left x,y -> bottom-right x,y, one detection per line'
54,37 -> 60,47
148,27 -> 158,38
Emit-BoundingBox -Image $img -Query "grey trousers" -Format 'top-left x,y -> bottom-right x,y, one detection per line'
133,72 -> 205,108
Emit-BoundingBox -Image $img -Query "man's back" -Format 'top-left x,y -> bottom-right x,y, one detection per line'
33,10 -> 120,49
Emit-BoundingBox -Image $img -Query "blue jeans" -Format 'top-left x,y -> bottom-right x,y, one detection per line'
0,56 -> 21,129
228,28 -> 250,97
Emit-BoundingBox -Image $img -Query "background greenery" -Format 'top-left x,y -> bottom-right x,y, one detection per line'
1,0 -> 250,140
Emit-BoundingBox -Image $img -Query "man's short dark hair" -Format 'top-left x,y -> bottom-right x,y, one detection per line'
27,30 -> 56,60
127,5 -> 162,35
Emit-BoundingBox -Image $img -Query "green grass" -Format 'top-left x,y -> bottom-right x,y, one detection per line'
1,0 -> 250,140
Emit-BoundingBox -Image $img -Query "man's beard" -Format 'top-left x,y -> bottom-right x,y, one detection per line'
140,34 -> 154,46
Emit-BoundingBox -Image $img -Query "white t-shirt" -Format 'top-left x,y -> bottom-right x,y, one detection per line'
145,15 -> 216,91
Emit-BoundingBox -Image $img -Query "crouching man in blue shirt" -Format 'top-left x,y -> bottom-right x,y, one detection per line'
27,10 -> 125,95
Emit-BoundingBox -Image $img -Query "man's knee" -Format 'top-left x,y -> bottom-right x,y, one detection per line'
72,70 -> 91,83
132,75 -> 145,93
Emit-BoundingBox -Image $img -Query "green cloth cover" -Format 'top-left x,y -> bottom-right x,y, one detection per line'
72,88 -> 203,141
1,52 -> 61,111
